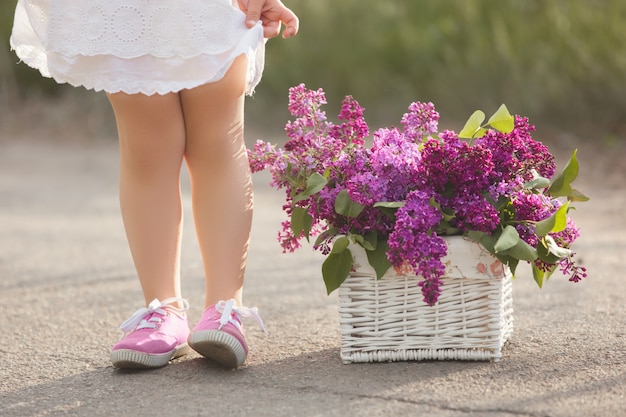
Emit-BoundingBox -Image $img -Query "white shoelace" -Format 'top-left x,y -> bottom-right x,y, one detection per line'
119,297 -> 189,336
216,299 -> 269,335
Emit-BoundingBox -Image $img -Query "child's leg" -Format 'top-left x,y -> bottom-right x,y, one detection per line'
107,92 -> 187,306
180,55 -> 252,308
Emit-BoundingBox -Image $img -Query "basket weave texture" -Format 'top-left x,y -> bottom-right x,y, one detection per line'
338,236 -> 514,363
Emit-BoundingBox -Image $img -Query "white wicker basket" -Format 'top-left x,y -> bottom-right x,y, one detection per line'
338,236 -> 514,363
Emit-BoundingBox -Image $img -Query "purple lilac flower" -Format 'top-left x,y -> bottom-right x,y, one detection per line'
418,275 -> 443,307
370,128 -> 422,201
345,172 -> 387,206
419,131 -> 495,194
487,179 -> 519,202
510,191 -> 555,245
559,254 -> 588,282
532,218 -> 583,281
413,131 -> 503,234
447,193 -> 500,233
250,84 -> 586,305
310,187 -> 341,233
474,116 -> 555,182
387,190 -> 446,305
401,101 -> 440,142
512,189 -> 557,218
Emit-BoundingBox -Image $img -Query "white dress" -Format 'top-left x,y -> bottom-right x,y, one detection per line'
10,0 -> 266,95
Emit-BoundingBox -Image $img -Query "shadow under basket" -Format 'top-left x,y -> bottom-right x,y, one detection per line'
338,237 -> 514,364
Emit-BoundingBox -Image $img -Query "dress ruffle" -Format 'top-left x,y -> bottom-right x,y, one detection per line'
10,0 -> 266,95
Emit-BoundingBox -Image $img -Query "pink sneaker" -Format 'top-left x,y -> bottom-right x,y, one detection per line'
111,297 -> 191,369
188,299 -> 267,368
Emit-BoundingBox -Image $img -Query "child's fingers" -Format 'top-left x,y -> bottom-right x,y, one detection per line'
263,21 -> 281,39
243,0 -> 299,39
244,0 -> 263,28
281,9 -> 299,38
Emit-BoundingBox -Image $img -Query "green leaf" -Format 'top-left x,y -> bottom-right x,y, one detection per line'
532,264 -> 545,288
365,239 -> 391,279
466,230 -> 487,243
313,227 -> 339,247
495,195 -> 512,211
284,162 -> 301,189
335,189 -> 365,218
330,236 -> 350,254
352,233 -> 375,251
458,110 -> 486,139
547,149 -> 579,198
478,232 -> 498,253
524,176 -> 551,190
363,231 -> 379,249
378,207 -> 399,220
543,264 -> 557,281
494,225 -> 520,253
534,202 -> 570,237
429,197 -> 455,222
373,201 -> 405,208
322,249 -> 353,294
441,208 -> 456,222
507,258 -> 519,276
291,207 -> 313,239
569,188 -> 590,202
501,239 -> 538,261
468,230 -> 533,266
533,262 -> 557,288
486,104 -> 515,133
293,172 -> 328,203
492,254 -> 519,276
468,230 -> 497,252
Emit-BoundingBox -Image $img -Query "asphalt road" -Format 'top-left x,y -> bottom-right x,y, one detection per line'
0,138 -> 624,417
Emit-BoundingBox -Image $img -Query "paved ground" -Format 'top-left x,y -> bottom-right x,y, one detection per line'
0,137 -> 624,417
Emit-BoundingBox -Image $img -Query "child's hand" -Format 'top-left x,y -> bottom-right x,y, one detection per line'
237,0 -> 299,39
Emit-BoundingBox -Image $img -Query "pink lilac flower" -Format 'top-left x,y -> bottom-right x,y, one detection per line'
330,95 -> 369,146
248,140 -> 280,174
278,219 -> 301,253
287,83 -> 327,118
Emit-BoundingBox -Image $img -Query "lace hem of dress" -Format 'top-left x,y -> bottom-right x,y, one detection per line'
12,43 -> 265,96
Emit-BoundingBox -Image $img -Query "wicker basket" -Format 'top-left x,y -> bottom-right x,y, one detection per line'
338,236 -> 514,363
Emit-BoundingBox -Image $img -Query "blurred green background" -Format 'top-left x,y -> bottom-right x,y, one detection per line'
1,0 -> 625,142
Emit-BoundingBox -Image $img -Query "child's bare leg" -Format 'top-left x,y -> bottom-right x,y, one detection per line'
180,56 -> 252,308
107,92 -> 186,306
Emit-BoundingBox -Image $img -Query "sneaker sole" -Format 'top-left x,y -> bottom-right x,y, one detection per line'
111,343 -> 190,369
189,330 -> 246,368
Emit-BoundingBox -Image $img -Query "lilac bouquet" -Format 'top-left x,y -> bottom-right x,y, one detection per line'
249,84 -> 588,306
